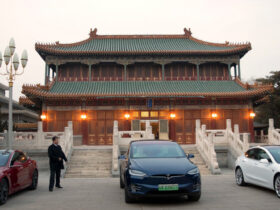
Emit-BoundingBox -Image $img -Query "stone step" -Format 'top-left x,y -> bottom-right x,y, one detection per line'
65,148 -> 112,178
71,156 -> 111,159
68,163 -> 111,167
67,166 -> 111,170
65,174 -> 112,178
69,159 -> 111,163
72,154 -> 111,159
71,154 -> 111,157
66,170 -> 111,174
72,151 -> 112,155
70,156 -> 111,159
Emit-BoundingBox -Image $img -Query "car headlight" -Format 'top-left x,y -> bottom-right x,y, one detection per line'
187,167 -> 200,175
129,169 -> 146,177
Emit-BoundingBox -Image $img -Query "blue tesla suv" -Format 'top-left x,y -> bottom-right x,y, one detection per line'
119,140 -> 201,203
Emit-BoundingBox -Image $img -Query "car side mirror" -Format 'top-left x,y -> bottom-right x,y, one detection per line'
188,154 -> 195,159
259,159 -> 269,164
118,154 -> 126,160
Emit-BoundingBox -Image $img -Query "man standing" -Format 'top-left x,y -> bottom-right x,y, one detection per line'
48,136 -> 68,192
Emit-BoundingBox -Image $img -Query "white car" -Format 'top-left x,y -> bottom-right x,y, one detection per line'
235,145 -> 280,198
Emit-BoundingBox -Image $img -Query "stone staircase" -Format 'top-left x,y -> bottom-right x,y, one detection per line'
65,147 -> 112,178
182,146 -> 211,175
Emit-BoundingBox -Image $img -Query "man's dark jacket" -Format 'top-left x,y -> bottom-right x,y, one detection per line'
48,144 -> 67,170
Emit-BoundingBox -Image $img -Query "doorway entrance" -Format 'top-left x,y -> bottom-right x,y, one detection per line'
151,122 -> 159,139
140,120 -> 159,139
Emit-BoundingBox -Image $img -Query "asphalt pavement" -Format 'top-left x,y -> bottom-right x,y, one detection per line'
1,170 -> 279,210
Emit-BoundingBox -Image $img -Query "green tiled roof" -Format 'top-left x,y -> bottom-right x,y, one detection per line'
49,38 -> 236,52
49,81 -> 246,96
35,31 -> 251,56
23,80 -> 272,99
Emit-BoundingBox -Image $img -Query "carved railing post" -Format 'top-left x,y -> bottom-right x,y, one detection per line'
113,120 -> 119,145
233,124 -> 239,147
37,121 -> 44,147
208,133 -> 214,165
268,118 -> 274,144
195,119 -> 201,144
201,124 -> 206,151
243,133 -> 249,152
226,119 -> 232,131
226,119 -> 232,143
112,120 -> 121,175
145,121 -> 154,139
234,124 -> 239,135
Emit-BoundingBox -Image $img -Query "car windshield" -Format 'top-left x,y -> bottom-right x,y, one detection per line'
0,152 -> 10,167
130,142 -> 186,159
267,147 -> 280,164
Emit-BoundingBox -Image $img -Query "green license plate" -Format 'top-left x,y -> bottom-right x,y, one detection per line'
158,184 -> 179,191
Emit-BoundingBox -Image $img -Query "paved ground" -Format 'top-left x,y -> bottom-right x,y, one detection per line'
2,170 -> 279,210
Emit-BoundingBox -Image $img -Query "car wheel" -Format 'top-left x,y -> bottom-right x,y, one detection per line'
0,179 -> 9,205
274,174 -> 280,198
235,167 -> 246,186
120,176 -> 125,189
29,169 -> 38,190
125,186 -> 135,203
188,192 -> 201,201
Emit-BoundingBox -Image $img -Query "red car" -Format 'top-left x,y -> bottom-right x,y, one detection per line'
0,149 -> 38,205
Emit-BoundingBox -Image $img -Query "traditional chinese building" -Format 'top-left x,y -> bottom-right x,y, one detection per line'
21,28 -> 272,145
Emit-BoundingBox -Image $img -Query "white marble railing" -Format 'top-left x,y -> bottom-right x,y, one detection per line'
205,129 -> 227,144
0,121 -> 73,159
0,121 -> 73,177
268,119 -> 280,145
112,120 -> 155,175
226,119 -> 249,157
195,120 -> 220,174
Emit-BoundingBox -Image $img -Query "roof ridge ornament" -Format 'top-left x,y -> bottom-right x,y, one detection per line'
89,28 -> 98,37
183,27 -> 192,37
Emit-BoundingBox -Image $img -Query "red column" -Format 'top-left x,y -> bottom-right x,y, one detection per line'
210,119 -> 216,129
43,121 -> 47,132
249,118 -> 254,143
124,120 -> 131,130
169,120 -> 176,141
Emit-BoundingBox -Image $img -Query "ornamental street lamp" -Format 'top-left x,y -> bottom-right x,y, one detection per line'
0,38 -> 28,149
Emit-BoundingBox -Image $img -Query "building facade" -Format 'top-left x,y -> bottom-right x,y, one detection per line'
0,83 -> 39,131
21,28 -> 272,145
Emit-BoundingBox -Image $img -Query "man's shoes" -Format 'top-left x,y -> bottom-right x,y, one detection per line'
49,188 -> 53,192
56,185 -> 63,189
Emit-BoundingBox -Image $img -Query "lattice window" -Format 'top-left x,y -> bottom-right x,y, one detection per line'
159,119 -> 168,133
132,120 -> 140,131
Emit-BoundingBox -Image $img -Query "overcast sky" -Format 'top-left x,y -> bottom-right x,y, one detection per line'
0,0 -> 279,100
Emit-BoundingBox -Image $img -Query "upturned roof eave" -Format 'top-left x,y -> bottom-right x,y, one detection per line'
21,86 -> 272,100
35,47 -> 250,59
35,28 -> 252,60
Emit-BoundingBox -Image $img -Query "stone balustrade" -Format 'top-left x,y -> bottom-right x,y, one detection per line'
268,119 -> 280,145
196,120 -> 221,174
0,121 -> 74,176
226,119 -> 249,158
